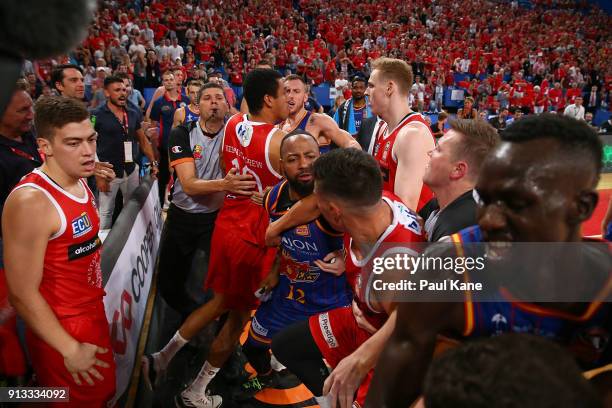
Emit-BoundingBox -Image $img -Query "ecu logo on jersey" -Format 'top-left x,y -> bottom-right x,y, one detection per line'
72,212 -> 93,238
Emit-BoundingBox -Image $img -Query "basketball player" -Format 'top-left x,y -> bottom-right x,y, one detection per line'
272,148 -> 426,408
264,58 -> 434,246
2,97 -> 115,406
237,131 -> 351,399
367,114 -> 612,407
144,69 -> 289,408
172,80 -> 203,128
280,75 -> 360,152
368,57 -> 435,212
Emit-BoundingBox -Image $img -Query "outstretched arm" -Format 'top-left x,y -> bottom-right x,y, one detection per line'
315,113 -> 361,149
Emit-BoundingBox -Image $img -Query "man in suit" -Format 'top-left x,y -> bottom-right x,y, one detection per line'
355,116 -> 383,153
585,85 -> 601,113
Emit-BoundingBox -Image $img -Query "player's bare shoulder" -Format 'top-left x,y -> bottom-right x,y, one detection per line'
2,186 -> 60,235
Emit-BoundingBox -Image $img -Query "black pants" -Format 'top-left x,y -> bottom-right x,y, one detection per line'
158,204 -> 217,318
158,144 -> 170,205
271,320 -> 329,396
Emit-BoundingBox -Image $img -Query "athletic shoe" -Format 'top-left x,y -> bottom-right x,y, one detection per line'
141,353 -> 165,391
231,370 -> 288,401
175,389 -> 222,408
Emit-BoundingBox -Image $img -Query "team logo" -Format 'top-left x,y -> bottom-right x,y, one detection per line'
295,224 -> 310,237
282,256 -> 319,283
395,201 -> 422,234
373,142 -> 380,156
381,141 -> 391,161
491,313 -> 508,335
171,145 -> 183,154
71,212 -> 93,238
236,121 -> 253,147
68,236 -> 101,261
193,144 -> 203,159
251,316 -> 269,337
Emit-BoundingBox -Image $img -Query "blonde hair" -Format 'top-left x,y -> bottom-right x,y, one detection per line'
371,57 -> 413,95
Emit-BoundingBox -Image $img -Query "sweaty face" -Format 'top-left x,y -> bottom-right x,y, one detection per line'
284,79 -> 307,115
423,130 -> 461,189
198,88 -> 228,121
105,82 -> 127,107
365,69 -> 388,117
58,68 -> 85,100
39,119 -> 98,179
281,135 -> 319,197
0,91 -> 33,135
475,139 -> 580,244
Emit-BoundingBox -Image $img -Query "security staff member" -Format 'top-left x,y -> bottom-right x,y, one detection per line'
92,76 -> 158,229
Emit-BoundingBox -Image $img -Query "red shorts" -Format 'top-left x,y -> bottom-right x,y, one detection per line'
26,310 -> 116,407
0,267 -> 26,376
308,306 -> 373,407
206,224 -> 276,310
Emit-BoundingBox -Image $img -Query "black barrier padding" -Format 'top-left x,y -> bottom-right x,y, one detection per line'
101,176 -> 155,286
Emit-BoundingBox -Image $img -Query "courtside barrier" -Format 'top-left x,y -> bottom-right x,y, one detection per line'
101,177 -> 163,406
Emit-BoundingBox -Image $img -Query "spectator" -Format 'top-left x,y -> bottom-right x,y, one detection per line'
489,107 -> 510,131
333,75 -> 371,135
564,96 -> 585,121
92,76 -> 158,229
50,64 -> 85,101
431,111 -> 449,138
585,85 -> 601,113
457,97 -> 477,119
420,119 -> 499,241
149,71 -> 189,205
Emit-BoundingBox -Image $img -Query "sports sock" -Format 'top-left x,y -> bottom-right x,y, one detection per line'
156,330 -> 189,370
188,361 -> 220,394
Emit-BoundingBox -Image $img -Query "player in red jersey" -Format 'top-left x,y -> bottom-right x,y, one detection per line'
264,57 -> 434,246
368,57 -> 435,212
2,97 -> 115,406
272,148 -> 426,408
144,68 -> 289,408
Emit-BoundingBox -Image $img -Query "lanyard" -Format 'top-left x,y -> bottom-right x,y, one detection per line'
10,146 -> 38,162
121,110 -> 129,135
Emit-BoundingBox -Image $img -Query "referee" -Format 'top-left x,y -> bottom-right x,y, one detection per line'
158,82 -> 256,318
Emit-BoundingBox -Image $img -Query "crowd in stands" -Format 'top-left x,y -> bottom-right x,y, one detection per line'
20,0 -> 612,121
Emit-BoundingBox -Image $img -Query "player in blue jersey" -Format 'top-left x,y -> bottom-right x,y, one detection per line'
236,130 -> 352,399
367,114 -> 612,407
279,75 -> 360,154
172,80 -> 202,128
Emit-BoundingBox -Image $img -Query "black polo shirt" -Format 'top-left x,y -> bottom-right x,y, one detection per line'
91,103 -> 143,177
419,190 -> 477,242
0,131 -> 43,220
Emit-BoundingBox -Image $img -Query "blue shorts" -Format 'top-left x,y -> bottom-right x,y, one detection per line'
605,222 -> 612,242
246,300 -> 309,349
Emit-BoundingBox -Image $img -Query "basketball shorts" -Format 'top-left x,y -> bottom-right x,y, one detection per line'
25,310 -> 116,407
308,306 -> 374,407
206,223 -> 277,310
